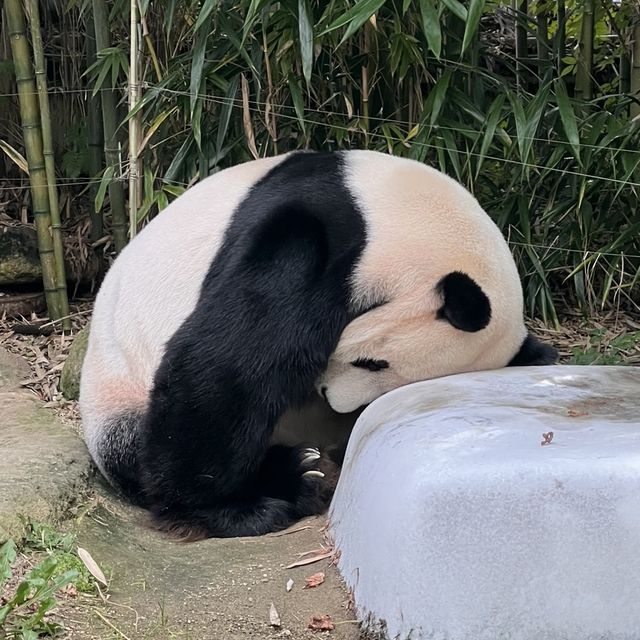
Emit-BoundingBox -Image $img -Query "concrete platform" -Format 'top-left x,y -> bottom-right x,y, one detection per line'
0,348 -> 93,541
329,365 -> 640,640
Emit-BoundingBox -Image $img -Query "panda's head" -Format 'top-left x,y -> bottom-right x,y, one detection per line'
316,270 -> 557,413
314,151 -> 558,414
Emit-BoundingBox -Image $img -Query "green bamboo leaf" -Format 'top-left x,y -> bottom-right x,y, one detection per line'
427,69 -> 452,127
522,83 -> 550,162
441,0 -> 467,21
242,0 -> 268,41
219,12 -> 261,83
216,75 -> 240,154
461,0 -> 485,55
476,93 -> 505,178
554,79 -> 581,163
95,165 -> 115,214
288,75 -> 307,134
190,15 -> 211,115
402,0 -> 412,13
193,0 -> 219,33
441,129 -> 462,181
321,0 -> 386,42
165,137 -> 194,183
298,0 -> 314,85
0,540 -> 17,586
419,0 -> 441,58
164,0 -> 177,37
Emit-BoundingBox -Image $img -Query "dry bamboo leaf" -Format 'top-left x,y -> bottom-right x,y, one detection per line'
265,524 -> 311,538
285,550 -> 333,569
308,615 -> 334,631
77,547 -> 108,586
304,572 -> 325,589
269,603 -> 281,627
241,74 -> 259,160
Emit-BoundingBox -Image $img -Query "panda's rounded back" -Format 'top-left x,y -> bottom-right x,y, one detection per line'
80,154 -> 291,433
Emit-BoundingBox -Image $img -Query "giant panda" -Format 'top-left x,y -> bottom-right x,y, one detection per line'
79,150 -> 557,540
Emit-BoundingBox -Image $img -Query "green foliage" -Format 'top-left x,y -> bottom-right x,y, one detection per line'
0,522 -> 102,639
568,330 -> 640,365
71,0 -> 639,320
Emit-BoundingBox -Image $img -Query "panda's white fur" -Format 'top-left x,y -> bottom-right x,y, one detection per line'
81,155 -> 285,465
80,150 -> 556,539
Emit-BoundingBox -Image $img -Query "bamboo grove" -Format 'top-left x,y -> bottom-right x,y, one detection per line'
1,0 -> 639,326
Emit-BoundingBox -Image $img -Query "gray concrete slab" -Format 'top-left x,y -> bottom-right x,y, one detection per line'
64,488 -> 360,639
0,348 -> 93,541
330,365 -> 640,640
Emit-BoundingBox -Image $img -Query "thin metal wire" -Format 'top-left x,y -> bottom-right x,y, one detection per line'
2,81 -> 640,155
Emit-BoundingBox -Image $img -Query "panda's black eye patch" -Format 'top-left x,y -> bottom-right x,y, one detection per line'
351,358 -> 389,372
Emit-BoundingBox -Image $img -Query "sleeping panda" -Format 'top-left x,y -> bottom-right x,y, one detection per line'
79,150 -> 557,540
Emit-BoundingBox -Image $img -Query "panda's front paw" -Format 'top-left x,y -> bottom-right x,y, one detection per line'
300,447 -> 324,479
295,446 -> 341,518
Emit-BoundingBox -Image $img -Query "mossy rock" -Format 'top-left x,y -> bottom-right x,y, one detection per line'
0,226 -> 41,285
60,326 -> 90,400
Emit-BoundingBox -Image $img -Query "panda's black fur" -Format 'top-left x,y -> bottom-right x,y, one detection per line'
83,150 -> 557,540
127,152 -> 369,537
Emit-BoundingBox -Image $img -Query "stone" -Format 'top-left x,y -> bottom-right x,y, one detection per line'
60,326 -> 90,400
330,365 -> 640,640
0,225 -> 41,285
0,348 -> 93,541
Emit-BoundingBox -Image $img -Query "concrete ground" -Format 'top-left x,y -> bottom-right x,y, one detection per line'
0,347 -> 362,639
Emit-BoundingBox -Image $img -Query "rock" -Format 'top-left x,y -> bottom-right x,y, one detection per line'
60,326 -> 90,400
0,348 -> 93,541
330,365 -> 640,640
0,224 -> 103,287
0,225 -> 41,285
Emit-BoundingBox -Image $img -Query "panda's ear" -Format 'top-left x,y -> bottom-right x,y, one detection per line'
436,271 -> 491,332
508,332 -> 558,366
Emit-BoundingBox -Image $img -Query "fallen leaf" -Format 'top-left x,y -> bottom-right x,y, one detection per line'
286,551 -> 333,569
567,409 -> 588,417
269,603 -> 281,627
540,431 -> 554,446
304,572 -> 325,589
77,547 -> 108,586
286,578 -> 294,592
308,614 -> 334,631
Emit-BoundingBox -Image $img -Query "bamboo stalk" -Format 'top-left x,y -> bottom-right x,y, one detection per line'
93,0 -> 128,253
556,0 -> 566,76
632,4 -> 640,119
128,0 -> 141,239
86,8 -> 105,242
26,0 -> 70,330
575,0 -> 595,102
513,0 -> 528,91
536,4 -> 550,84
4,0 -> 60,321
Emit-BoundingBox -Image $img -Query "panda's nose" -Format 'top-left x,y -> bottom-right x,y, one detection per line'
320,385 -> 328,402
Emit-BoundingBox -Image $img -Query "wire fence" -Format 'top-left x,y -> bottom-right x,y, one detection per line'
2,85 -> 640,262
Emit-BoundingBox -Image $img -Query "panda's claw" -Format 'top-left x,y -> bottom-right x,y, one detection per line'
302,470 -> 325,479
303,447 -> 320,456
